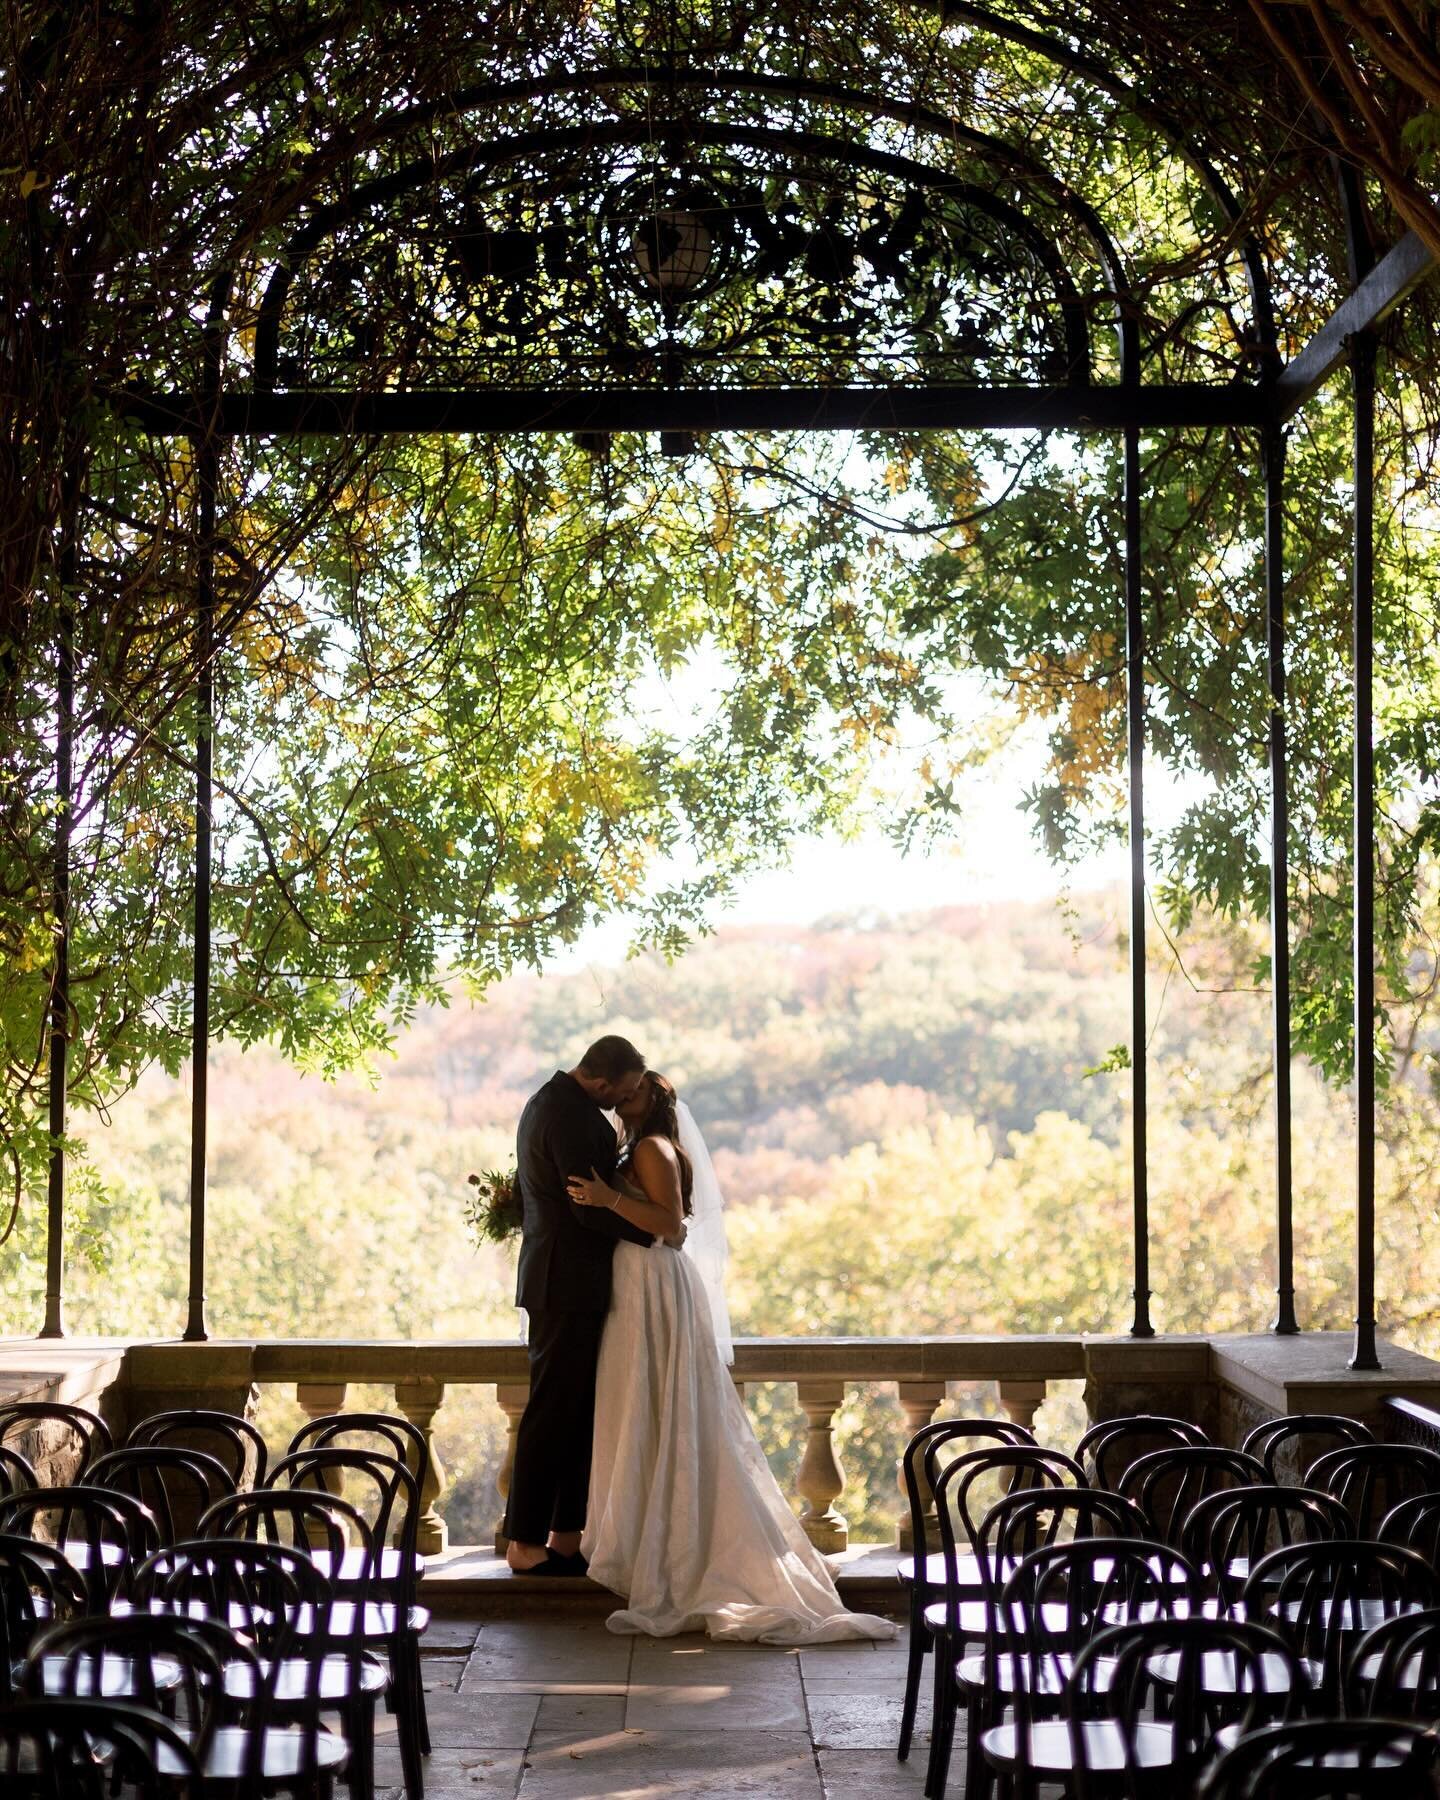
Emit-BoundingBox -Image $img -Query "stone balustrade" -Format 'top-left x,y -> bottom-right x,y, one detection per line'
9,1331 -> 1440,1559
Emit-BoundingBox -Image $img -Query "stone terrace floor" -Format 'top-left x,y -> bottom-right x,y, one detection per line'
385,1613 -> 934,1799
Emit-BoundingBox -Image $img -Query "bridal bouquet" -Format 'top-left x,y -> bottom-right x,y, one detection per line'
464,1167 -> 523,1246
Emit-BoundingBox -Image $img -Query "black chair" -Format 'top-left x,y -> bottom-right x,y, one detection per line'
1377,1489 -> 1440,1569
1070,1615 -> 1311,1800
976,1541 -> 1205,1799
1242,1413 -> 1374,1485
0,1695 -> 202,1799
1242,1538 -> 1440,1707
0,1486 -> 160,1611
924,1446 -> 1087,1799
127,1409 -> 268,1489
0,1536 -> 88,1698
1306,1443 -> 1440,1537
1180,1483 -> 1353,1617
1118,1445 -> 1267,1550
1344,1604 -> 1440,1721
22,1611 -> 225,1735
953,1490 -> 1152,1800
1076,1415 -> 1209,1491
266,1447 -> 428,1799
895,1418 -> 1034,1767
88,1446 -> 236,1546
0,1447 -> 37,1498
196,1494 -> 392,1798
1198,1717 -> 1440,1799
0,1403 -> 112,1483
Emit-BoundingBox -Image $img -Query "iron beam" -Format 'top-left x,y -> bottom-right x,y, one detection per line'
1275,231 -> 1434,421
1264,422 -> 1298,1335
1350,330 -> 1379,1372
184,440 -> 217,1344
112,383 -> 1271,440
40,465 -> 79,1340
1124,423 -> 1153,1339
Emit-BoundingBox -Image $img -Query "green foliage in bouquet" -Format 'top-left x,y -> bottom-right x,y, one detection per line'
464,1169 -> 523,1247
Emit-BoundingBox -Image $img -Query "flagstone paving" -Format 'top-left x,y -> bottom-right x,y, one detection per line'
376,1612 -> 933,1799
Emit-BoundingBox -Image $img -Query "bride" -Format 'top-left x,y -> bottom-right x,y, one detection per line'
565,1071 -> 897,1644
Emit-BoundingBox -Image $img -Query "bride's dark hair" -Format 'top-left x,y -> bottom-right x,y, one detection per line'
627,1073 -> 694,1216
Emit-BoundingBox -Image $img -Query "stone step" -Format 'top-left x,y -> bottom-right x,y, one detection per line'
420,1543 -> 907,1620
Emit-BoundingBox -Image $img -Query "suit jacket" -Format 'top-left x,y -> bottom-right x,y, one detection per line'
514,1071 -> 652,1313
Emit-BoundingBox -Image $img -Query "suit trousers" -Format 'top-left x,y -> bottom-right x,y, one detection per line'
502,1306 -> 608,1545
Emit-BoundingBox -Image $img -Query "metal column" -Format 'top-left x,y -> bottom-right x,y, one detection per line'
1350,330 -> 1379,1372
1124,423 -> 1153,1338
1264,423 -> 1298,1335
183,438 -> 217,1343
40,465 -> 79,1340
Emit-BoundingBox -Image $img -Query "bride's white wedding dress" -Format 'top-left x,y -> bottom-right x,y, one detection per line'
582,1235 -> 898,1644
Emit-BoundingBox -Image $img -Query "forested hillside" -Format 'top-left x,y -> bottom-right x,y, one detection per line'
8,891 -> 1439,1539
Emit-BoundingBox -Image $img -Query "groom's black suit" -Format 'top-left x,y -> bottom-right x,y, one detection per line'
503,1071 -> 652,1547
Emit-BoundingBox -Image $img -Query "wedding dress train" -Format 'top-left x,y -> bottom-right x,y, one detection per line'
582,1239 -> 898,1644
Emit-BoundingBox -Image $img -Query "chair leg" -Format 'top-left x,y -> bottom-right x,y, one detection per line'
412,1644 -> 431,1757
924,1643 -> 957,1799
898,1612 -> 929,1762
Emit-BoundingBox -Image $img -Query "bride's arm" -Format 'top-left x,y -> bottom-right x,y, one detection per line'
567,1137 -> 685,1244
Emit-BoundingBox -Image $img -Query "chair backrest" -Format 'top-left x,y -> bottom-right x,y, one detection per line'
0,1485 -> 160,1610
130,1535 -> 332,1653
973,1485 -> 1149,1597
930,1445 -> 1084,1632
22,1611 -> 232,1768
1197,1717 -> 1440,1800
1242,1412 -> 1375,1484
1377,1490 -> 1440,1568
901,1419 -> 1033,1565
287,1409 -> 430,1479
1118,1444 -> 1266,1548
87,1446 -> 236,1545
1071,1615 -> 1310,1800
0,1403 -> 112,1482
1000,1537 -> 1204,1747
1244,1538 -> 1440,1705
0,1535 -> 88,1699
1345,1605 -> 1440,1721
1306,1443 -> 1440,1536
0,1696 -> 201,1798
0,1447 -> 36,1499
1076,1414 -> 1209,1490
198,1484 -> 372,1584
126,1408 -> 268,1488
268,1445 -> 421,1579
1181,1483 -> 1353,1612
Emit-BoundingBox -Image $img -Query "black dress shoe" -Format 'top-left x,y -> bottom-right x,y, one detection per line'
553,1551 -> 590,1576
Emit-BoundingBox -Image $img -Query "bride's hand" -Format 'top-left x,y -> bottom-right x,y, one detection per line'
566,1168 -> 616,1209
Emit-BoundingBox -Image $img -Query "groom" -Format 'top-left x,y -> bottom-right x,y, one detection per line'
503,1035 -> 654,1575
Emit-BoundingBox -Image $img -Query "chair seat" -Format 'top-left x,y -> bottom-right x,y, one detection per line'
223,1651 -> 389,1704
1213,1720 -> 1416,1770
899,1551 -> 1012,1591
157,1724 -> 349,1780
925,1599 -> 1069,1638
307,1546 -> 423,1584
981,1717 -> 1177,1773
1146,1648 -> 1314,1695
60,1542 -> 126,1572
112,1598 -> 265,1634
32,1651 -> 183,1699
956,1652 -> 1116,1696
292,1600 -> 429,1639
1275,1597 -> 1425,1633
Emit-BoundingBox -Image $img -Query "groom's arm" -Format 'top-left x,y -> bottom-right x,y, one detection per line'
551,1113 -> 653,1248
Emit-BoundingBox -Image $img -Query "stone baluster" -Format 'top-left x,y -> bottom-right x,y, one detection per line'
998,1379 -> 1047,1433
295,1381 -> 349,1549
895,1381 -> 947,1552
796,1381 -> 848,1553
394,1379 -> 449,1555
493,1384 -> 529,1556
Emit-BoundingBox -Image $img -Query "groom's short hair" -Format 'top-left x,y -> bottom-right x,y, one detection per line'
579,1035 -> 646,1082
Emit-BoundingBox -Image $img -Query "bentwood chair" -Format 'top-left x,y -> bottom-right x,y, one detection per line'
895,1418 -> 1034,1766
1305,1443 -> 1440,1537
1241,1413 -> 1374,1486
0,1403 -> 112,1483
127,1409 -> 269,1490
1198,1718 -> 1440,1800
1117,1446 -> 1266,1551
1077,1416 -> 1209,1492
0,1696 -> 202,1799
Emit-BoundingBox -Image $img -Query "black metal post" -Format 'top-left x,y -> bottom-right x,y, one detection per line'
1264,423 -> 1298,1335
1124,423 -> 1153,1338
1350,330 -> 1379,1371
183,438 -> 217,1343
40,465 -> 79,1340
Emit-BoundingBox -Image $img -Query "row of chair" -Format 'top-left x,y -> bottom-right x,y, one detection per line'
898,1409 -> 1440,1799
0,1399 -> 435,1800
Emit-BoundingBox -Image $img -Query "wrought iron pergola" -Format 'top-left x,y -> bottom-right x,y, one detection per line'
38,7 -> 1440,1364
